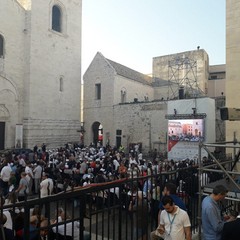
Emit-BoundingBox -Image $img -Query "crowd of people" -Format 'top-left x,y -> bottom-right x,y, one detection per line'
0,143 -> 239,240
0,143 -> 199,200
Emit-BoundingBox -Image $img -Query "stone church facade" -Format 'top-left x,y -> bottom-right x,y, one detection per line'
0,0 -> 82,149
83,52 -> 155,151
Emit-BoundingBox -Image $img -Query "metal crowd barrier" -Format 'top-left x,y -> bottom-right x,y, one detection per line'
1,165 -> 237,240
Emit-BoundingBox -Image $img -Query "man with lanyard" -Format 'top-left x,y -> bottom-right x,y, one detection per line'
158,195 -> 191,240
150,182 -> 187,240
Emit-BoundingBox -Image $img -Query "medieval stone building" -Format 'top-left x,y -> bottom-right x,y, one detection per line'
83,49 -> 224,154
0,0 -> 82,149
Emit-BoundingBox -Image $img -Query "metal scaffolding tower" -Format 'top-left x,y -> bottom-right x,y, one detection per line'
168,54 -> 205,99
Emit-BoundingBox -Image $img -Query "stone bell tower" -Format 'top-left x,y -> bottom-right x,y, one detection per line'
0,0 -> 82,149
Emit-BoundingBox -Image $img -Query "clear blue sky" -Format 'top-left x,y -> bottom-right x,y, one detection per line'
82,0 -> 225,75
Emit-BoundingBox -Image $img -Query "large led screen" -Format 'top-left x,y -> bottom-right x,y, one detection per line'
168,119 -> 205,142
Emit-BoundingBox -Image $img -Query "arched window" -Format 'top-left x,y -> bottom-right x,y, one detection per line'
59,77 -> 63,92
121,88 -> 126,103
95,83 -> 101,100
0,34 -> 4,58
52,5 -> 62,32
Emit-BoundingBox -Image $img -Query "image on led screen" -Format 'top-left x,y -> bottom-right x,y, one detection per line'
168,119 -> 204,142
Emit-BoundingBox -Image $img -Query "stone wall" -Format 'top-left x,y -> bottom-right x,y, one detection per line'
114,74 -> 154,103
0,0 -> 26,148
152,49 -> 209,98
113,101 -> 168,154
226,0 -> 240,144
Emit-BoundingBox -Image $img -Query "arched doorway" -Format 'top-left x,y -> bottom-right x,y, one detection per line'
0,122 -> 5,150
92,122 -> 103,147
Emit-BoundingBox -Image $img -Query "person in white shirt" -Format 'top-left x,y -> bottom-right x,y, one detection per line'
134,144 -> 139,154
51,209 -> 90,240
0,197 -> 13,231
113,158 -> 120,172
25,162 -> 34,195
127,163 -> 139,178
0,162 -> 12,196
40,173 -> 54,198
129,157 -> 138,168
138,152 -> 143,161
18,155 -> 26,167
156,196 -> 191,240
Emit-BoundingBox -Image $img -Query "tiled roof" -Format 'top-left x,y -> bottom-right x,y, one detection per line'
106,58 -> 152,86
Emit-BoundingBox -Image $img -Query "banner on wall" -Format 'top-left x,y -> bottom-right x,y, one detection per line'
168,141 -> 207,161
15,124 -> 23,148
168,140 -> 178,151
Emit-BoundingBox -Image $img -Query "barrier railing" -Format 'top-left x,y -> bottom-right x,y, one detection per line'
1,165 -> 237,240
